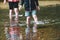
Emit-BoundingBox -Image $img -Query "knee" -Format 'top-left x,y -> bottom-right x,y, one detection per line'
9,10 -> 13,13
14,8 -> 18,13
33,15 -> 37,18
27,16 -> 31,20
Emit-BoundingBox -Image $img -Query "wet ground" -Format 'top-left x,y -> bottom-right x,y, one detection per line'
19,24 -> 60,40
3,23 -> 60,40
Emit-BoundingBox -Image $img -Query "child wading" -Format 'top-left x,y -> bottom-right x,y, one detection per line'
19,0 -> 40,32
4,0 -> 20,26
19,0 -> 44,39
3,0 -> 21,40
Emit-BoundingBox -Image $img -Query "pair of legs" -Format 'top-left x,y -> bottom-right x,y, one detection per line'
8,2 -> 19,26
25,10 -> 38,40
25,10 -> 38,32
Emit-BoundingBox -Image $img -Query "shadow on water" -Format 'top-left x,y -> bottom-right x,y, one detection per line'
0,4 -> 60,40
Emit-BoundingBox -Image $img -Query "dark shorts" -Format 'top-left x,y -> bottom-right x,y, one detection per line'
8,2 -> 19,9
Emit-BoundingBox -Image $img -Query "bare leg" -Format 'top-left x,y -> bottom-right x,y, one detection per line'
25,16 -> 31,40
32,10 -> 38,32
32,15 -> 38,24
14,8 -> 19,24
26,16 -> 31,27
26,16 -> 31,33
9,9 -> 13,26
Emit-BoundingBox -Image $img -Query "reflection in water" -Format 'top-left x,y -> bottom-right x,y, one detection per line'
32,32 -> 38,40
25,31 -> 38,40
25,23 -> 39,40
31,32 -> 37,40
25,27 -> 31,40
4,22 -> 42,40
5,26 -> 41,40
5,27 -> 10,40
4,22 -> 60,40
4,26 -> 21,40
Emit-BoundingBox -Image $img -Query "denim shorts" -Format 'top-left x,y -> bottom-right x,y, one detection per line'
25,10 -> 37,16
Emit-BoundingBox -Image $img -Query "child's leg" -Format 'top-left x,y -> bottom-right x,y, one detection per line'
32,10 -> 38,24
32,10 -> 38,33
26,16 -> 31,27
25,11 -> 31,27
9,10 -> 13,26
9,10 -> 13,20
25,17 -> 31,40
8,2 -> 14,26
14,8 -> 19,24
32,10 -> 45,25
25,11 -> 31,37
14,2 -> 19,24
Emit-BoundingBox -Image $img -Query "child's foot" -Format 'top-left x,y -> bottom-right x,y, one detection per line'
36,21 -> 44,25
